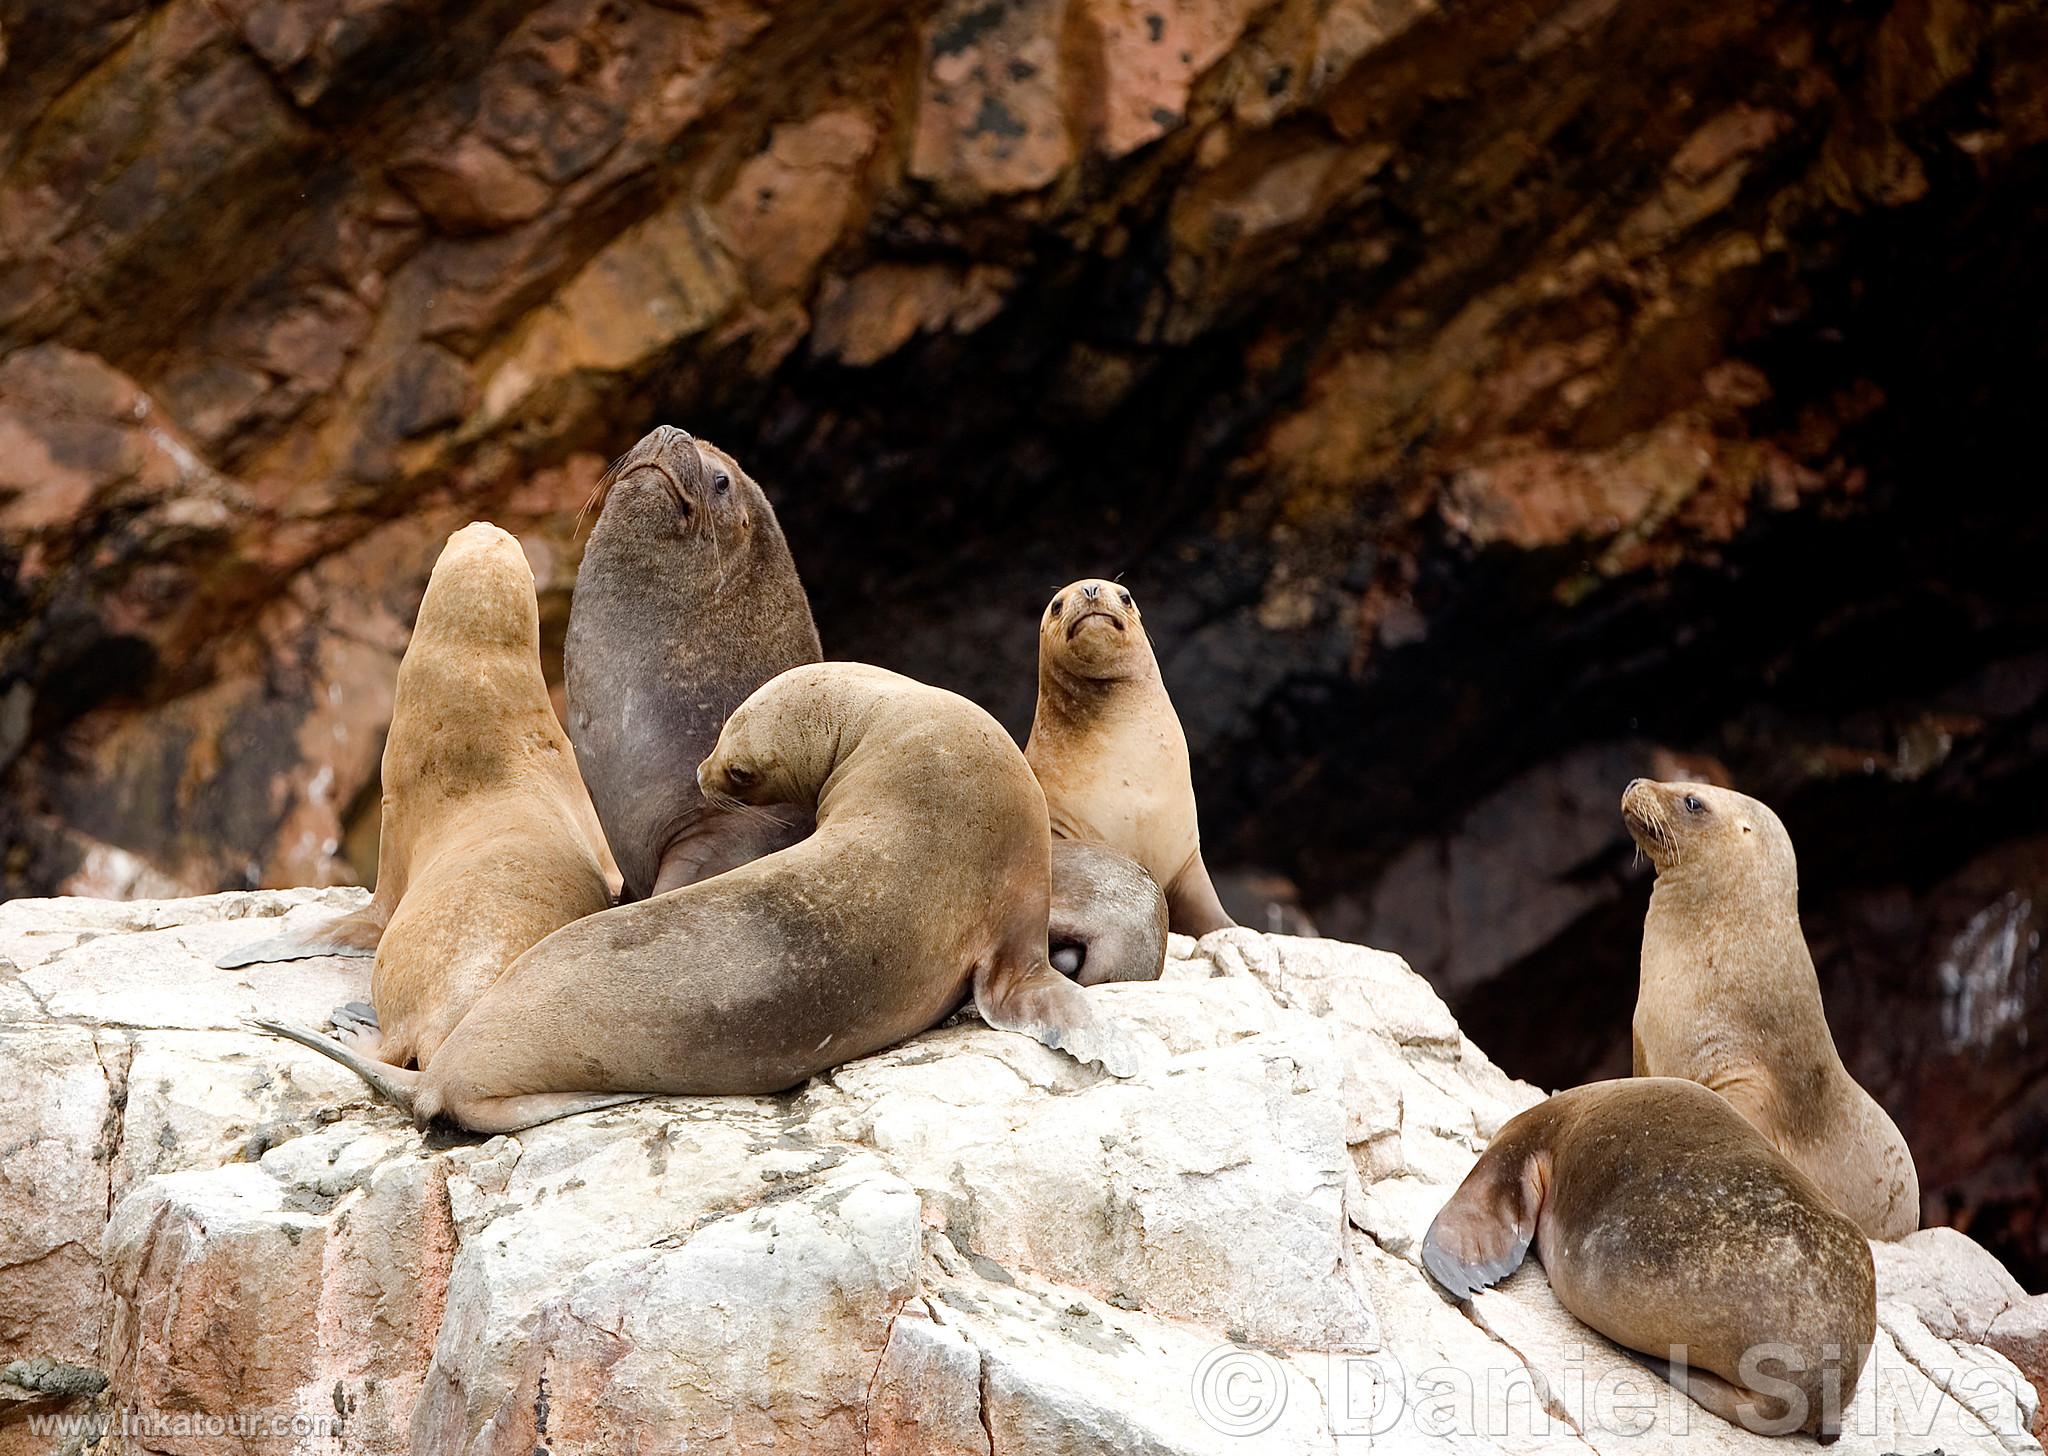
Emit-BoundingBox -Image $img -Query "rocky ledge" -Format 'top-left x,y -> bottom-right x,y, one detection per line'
0,889 -> 2043,1455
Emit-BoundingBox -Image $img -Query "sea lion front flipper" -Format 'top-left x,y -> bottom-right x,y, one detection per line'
215,906 -> 386,968
1164,850 -> 1235,937
973,958 -> 1161,1077
1047,841 -> 1168,985
1421,1147 -> 1550,1300
1633,1354 -> 1808,1440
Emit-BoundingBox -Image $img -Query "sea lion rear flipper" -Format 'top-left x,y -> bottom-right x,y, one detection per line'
215,906 -> 385,968
247,1017 -> 420,1117
1421,1149 -> 1550,1299
1634,1354 -> 1807,1439
328,1001 -> 384,1057
973,958 -> 1163,1078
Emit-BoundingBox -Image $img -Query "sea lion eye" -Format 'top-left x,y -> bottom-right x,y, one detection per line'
1118,590 -> 1133,607
713,471 -> 731,494
726,765 -> 757,790
1050,596 -> 1064,616
1683,794 -> 1705,814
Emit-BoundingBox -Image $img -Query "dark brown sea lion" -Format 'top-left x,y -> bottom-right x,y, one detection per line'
1025,579 -> 1233,938
564,425 -> 820,901
1622,778 -> 1920,1240
1424,1077 -> 1876,1441
217,526 -> 612,1075
256,663 -> 1154,1134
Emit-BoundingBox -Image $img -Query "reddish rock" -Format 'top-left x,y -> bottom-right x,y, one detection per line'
4,0 -> 2048,1291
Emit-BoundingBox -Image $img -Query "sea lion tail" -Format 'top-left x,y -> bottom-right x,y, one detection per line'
247,1017 -> 422,1119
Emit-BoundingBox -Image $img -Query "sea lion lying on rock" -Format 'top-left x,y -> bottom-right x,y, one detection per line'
1424,1077 -> 1876,1441
256,663 -> 1154,1133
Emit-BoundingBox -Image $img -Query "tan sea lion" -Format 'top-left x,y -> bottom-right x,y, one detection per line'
220,524 -> 613,1069
256,663 -> 1153,1134
1424,1077 -> 1876,1441
565,427 -> 1165,982
1622,778 -> 1920,1240
1025,579 -> 1233,938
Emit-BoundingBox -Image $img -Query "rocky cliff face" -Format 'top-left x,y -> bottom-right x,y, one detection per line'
3,0 -> 2046,1282
1,891 -> 2044,1454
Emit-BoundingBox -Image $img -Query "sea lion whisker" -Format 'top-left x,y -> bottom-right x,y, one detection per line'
576,448 -> 636,537
702,786 -> 782,826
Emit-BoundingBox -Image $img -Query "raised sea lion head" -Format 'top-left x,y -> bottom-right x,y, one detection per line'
417,521 -> 540,654
595,425 -> 767,552
1039,578 -> 1153,681
566,425 -> 821,901
1621,779 -> 1797,896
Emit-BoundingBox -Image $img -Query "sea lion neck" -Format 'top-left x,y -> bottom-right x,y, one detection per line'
1645,844 -> 1801,926
1035,646 -> 1161,718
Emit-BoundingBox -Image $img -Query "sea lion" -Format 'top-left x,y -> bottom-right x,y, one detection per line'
1621,778 -> 1920,1240
256,663 -> 1153,1134
219,525 -> 613,1070
564,426 -> 1165,982
1423,1077 -> 1876,1441
1025,579 -> 1233,937
564,424 -> 820,901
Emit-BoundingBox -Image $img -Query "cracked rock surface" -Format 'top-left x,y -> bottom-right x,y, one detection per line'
0,888 -> 2041,1453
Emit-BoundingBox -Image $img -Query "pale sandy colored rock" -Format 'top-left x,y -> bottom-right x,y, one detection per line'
1877,1225 -> 2048,1434
0,1025 -> 110,1370
2,889 -> 2038,1454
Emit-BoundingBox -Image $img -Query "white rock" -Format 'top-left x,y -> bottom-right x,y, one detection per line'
0,888 -> 2036,1454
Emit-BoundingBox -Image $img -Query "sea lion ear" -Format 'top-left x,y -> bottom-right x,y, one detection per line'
1421,1150 -> 1548,1299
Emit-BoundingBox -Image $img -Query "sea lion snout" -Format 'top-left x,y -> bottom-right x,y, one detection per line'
1623,778 -> 1718,872
607,425 -> 713,513
1620,778 -> 1670,855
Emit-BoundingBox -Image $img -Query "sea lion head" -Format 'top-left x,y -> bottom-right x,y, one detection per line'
597,425 -> 765,550
1621,779 -> 1797,889
1039,578 -> 1151,680
696,662 -> 895,813
415,521 -> 539,654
